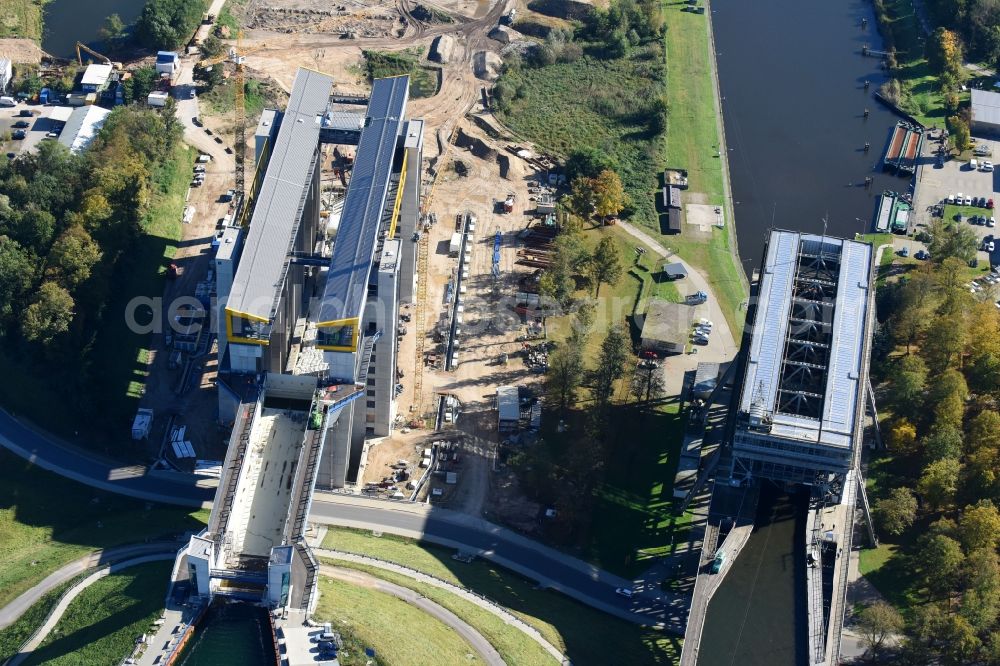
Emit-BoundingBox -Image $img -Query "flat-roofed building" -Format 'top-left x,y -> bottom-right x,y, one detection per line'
58,105 -> 110,153
639,300 -> 693,354
972,89 -> 1000,135
223,69 -> 332,376
730,230 -> 875,496
80,63 -> 113,93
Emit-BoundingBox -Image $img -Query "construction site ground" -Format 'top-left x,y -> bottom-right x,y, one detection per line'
137,75 -> 241,469
157,0 -> 737,526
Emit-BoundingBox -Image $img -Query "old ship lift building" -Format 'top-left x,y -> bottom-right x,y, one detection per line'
730,230 -> 876,499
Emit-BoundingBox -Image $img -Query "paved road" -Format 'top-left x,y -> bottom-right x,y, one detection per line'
7,553 -> 177,666
312,494 -> 687,632
0,408 -> 216,507
0,542 -> 184,629
616,219 -> 739,361
320,565 -> 504,666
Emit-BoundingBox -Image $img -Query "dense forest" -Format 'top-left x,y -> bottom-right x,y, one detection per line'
0,106 -> 182,410
868,227 -> 1000,661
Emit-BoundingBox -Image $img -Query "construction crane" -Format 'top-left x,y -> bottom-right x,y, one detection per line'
200,32 -> 262,209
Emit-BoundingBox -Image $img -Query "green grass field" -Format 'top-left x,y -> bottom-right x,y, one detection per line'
0,448 -> 207,611
661,4 -> 747,335
330,563 -> 558,666
0,0 -> 44,41
314,576 -> 478,666
538,223 -> 691,576
498,47 -> 665,229
586,401 -> 691,573
0,577 -> 79,663
546,224 -> 678,355
24,560 -> 170,666
320,528 -> 681,664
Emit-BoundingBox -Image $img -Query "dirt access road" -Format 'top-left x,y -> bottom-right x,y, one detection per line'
240,0 -> 510,164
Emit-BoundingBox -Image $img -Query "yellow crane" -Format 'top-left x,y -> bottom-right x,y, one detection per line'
200,32 -> 265,206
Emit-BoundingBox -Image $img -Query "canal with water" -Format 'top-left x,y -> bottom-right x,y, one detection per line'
714,0 -> 906,266
698,1 -> 898,663
176,602 -> 276,666
41,0 -> 145,59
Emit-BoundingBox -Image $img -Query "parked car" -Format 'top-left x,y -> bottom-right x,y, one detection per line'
12,120 -> 29,129
989,199 -> 995,209
899,246 -> 909,257
988,241 -> 996,252
17,109 -> 31,117
193,165 -> 206,173
965,195 -> 974,205
981,160 -> 995,172
692,336 -> 710,346
915,250 -> 930,260
947,193 -> 956,204
989,217 -> 996,228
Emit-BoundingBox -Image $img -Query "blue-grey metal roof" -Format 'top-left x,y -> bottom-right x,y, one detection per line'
318,76 -> 409,325
226,68 -> 334,321
972,89 -> 1000,128
323,110 -> 365,131
739,230 -> 872,449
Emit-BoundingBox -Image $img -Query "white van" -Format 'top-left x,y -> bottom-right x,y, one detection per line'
0,96 -> 16,107
969,158 -> 979,170
196,154 -> 212,163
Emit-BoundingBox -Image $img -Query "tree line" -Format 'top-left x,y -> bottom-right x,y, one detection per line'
866,250 -> 1000,662
0,105 -> 182,367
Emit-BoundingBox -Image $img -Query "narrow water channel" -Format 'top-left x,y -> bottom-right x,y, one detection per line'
176,602 -> 276,666
42,0 -> 145,59
699,485 -> 809,665
713,0 -> 906,265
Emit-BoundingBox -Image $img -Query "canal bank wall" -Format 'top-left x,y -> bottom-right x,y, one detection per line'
704,0 -> 750,305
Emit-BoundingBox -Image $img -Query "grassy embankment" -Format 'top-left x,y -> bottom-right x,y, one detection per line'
662,3 -> 747,335
92,143 -> 197,413
24,560 -> 171,666
0,143 -> 195,441
496,7 -> 724,579
320,527 -> 681,664
0,448 -> 207,612
0,0 -> 45,41
0,577 -> 78,663
856,446 -> 929,617
314,576 -> 478,666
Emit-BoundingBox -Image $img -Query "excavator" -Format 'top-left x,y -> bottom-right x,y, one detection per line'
75,42 -> 121,69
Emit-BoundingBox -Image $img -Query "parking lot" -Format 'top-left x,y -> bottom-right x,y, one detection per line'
0,101 -> 73,156
912,130 -> 999,266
